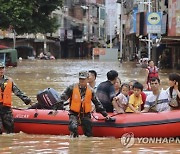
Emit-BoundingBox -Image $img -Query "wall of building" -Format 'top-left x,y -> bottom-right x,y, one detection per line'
121,0 -> 180,69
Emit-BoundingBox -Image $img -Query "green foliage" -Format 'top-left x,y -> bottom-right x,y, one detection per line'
0,0 -> 63,34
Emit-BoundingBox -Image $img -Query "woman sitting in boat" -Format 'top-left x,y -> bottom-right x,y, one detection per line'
166,73 -> 180,110
112,83 -> 129,113
142,77 -> 170,113
125,82 -> 143,113
114,77 -> 121,96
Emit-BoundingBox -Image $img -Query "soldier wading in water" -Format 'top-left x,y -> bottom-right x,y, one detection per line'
58,71 -> 111,137
0,62 -> 32,134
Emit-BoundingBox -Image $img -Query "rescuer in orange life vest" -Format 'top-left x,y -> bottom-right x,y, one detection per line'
58,71 -> 110,138
0,62 -> 32,134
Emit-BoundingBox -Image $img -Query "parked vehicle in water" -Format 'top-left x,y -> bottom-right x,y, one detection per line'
15,45 -> 35,59
0,48 -> 18,67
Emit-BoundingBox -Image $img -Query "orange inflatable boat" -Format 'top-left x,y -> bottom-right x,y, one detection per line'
13,109 -> 180,138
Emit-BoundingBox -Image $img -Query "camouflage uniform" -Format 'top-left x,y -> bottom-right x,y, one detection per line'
59,84 -> 108,137
0,75 -> 31,134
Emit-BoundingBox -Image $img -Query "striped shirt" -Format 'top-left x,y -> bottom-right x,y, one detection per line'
144,90 -> 170,112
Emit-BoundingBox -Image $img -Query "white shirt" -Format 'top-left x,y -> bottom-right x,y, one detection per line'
166,87 -> 178,100
144,90 -> 170,112
116,93 -> 129,106
88,82 -> 98,92
114,93 -> 129,113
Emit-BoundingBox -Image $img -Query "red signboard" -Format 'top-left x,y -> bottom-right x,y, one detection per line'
93,48 -> 105,55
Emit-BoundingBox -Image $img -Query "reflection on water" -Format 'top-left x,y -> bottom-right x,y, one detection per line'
2,59 -> 180,153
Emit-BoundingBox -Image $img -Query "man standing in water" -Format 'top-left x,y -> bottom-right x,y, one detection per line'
58,71 -> 110,137
0,62 -> 32,134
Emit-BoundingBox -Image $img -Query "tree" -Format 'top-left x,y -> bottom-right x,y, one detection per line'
0,0 -> 63,34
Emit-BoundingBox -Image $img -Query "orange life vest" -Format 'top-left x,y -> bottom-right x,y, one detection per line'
70,85 -> 92,113
0,79 -> 13,107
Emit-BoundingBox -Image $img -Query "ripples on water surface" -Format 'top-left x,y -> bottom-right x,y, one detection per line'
1,59 -> 180,153
1,133 -> 180,153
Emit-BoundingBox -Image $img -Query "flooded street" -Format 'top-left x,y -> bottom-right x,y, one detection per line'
1,59 -> 180,153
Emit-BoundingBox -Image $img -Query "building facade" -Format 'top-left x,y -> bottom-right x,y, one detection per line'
119,0 -> 180,69
56,0 -> 106,58
0,0 -> 106,59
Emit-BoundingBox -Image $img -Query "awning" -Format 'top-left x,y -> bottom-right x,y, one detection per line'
34,39 -> 55,43
162,36 -> 180,41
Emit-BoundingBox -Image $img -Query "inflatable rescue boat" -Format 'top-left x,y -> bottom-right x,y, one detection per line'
13,109 -> 180,138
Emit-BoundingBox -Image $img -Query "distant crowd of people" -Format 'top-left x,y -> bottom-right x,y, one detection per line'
38,51 -> 55,60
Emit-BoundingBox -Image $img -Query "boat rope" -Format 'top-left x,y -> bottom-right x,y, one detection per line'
91,111 -> 121,121
12,107 -> 29,110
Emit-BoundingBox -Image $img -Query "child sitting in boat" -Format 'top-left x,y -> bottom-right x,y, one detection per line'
112,83 -> 130,113
128,80 -> 146,110
126,81 -> 143,113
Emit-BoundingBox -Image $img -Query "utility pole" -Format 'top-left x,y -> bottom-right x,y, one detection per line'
98,6 -> 101,38
110,17 -> 112,48
44,35 -> 47,53
120,1 -> 123,58
138,0 -> 152,59
87,0 -> 90,42
147,0 -> 151,59
13,30 -> 16,49
117,0 -> 125,59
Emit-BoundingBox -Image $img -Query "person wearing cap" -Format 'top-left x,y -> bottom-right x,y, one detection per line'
0,62 -> 32,134
58,71 -> 110,138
